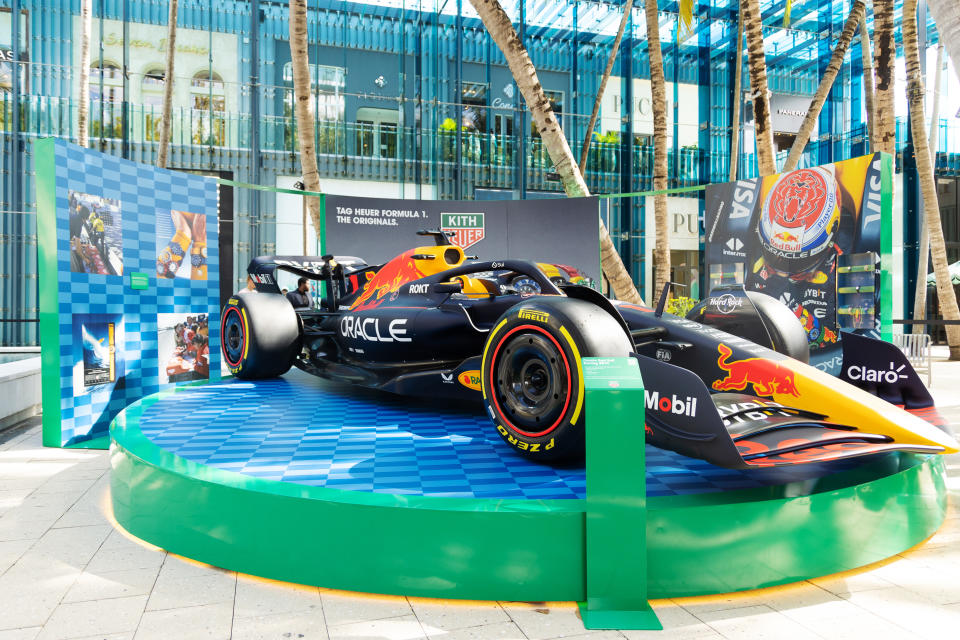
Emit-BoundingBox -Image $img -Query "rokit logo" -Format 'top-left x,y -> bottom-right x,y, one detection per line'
408,283 -> 429,294
340,316 -> 412,342
645,390 -> 698,417
709,293 -> 742,314
847,362 -> 907,384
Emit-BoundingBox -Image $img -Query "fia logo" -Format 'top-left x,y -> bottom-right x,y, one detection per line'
655,348 -> 672,362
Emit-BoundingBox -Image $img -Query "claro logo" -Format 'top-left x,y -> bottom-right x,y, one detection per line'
847,362 -> 907,384
645,390 -> 698,417
340,316 -> 412,342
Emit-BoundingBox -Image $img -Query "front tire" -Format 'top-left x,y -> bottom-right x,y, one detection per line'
221,291 -> 302,379
481,297 -> 633,461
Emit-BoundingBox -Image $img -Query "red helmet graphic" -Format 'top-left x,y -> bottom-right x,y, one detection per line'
758,167 -> 840,274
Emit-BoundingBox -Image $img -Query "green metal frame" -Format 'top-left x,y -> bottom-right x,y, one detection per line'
36,137 -> 62,448
879,151 -> 894,343
110,378 -> 948,602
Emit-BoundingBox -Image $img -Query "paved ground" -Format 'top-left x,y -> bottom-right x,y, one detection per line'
1,350 -> 959,639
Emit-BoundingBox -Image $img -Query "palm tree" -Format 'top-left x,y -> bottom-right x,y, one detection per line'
645,1 -> 670,296
927,0 -> 960,84
872,0 -> 895,155
912,44 -> 946,335
729,6 -> 744,182
903,0 -> 960,359
466,0 -> 644,304
156,0 -> 179,168
289,0 -> 323,235
783,1 -> 865,172
77,0 -> 92,148
742,0 -> 776,176
859,14 -> 876,149
578,0 -> 633,174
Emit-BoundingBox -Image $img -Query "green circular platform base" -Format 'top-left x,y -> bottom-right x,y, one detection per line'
109,384 -> 948,601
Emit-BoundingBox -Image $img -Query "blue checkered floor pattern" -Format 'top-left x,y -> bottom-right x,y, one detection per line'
138,370 -> 775,499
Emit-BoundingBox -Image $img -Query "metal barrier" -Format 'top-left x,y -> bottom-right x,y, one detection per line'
893,333 -> 932,387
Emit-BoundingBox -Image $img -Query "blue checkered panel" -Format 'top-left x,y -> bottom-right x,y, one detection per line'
52,140 -> 220,446
139,371 -> 774,499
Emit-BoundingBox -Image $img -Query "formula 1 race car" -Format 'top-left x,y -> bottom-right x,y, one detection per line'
221,230 -> 958,468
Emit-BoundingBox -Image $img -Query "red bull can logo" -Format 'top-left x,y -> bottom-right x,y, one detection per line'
712,344 -> 800,397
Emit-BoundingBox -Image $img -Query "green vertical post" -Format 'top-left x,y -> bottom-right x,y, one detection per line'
578,357 -> 660,630
879,151 -> 894,343
35,138 -> 61,447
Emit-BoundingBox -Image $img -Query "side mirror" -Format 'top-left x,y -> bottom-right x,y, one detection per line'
431,281 -> 463,295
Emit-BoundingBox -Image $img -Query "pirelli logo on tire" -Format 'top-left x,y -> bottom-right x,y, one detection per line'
518,309 -> 550,324
495,424 -> 555,453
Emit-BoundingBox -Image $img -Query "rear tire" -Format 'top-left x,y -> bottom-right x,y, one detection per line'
221,292 -> 301,379
481,297 -> 633,461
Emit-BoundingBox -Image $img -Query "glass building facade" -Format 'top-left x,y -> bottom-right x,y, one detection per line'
1,0 -> 959,344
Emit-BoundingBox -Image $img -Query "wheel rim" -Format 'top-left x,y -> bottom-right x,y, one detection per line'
221,307 -> 246,368
493,328 -> 570,438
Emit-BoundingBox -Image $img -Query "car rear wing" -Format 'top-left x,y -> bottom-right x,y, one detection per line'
246,255 -> 372,310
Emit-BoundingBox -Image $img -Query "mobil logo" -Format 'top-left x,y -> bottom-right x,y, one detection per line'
644,390 -> 698,417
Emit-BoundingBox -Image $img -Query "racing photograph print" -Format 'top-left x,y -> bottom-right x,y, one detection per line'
158,312 -> 210,384
69,191 -> 123,276
156,209 -> 208,280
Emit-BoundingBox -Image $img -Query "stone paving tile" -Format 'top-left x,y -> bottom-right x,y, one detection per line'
62,567 -> 162,604
407,598 -> 510,632
0,628 -> 41,640
691,604 -> 823,640
326,615 -> 426,640
230,610 -> 330,640
233,575 -> 321,620
621,603 -> 722,639
319,590 -> 413,627
134,602 -> 234,640
34,594 -> 148,640
500,602 -> 607,640
145,570 -> 237,611
423,621 -> 527,640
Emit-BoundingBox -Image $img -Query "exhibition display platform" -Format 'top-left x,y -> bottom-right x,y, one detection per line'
110,370 -> 948,602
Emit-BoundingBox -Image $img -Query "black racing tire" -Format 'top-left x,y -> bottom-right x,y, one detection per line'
221,291 -> 302,379
481,297 -> 633,461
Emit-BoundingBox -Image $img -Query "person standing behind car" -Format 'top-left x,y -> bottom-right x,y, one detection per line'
286,277 -> 312,309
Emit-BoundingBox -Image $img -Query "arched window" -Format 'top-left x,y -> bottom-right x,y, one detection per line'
90,61 -> 123,138
191,71 -> 226,146
141,68 -> 164,106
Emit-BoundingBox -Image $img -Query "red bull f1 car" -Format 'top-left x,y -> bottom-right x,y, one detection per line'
221,230 -> 958,469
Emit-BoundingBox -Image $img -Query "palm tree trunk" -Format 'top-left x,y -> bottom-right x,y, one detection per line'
467,0 -> 644,304
156,0 -> 178,168
289,0 -> 323,236
729,6 -> 744,182
783,1 -> 865,172
859,14 -> 876,150
926,0 -> 960,85
873,0 -> 896,156
578,0 -> 633,175
742,0 -> 776,176
911,44 -> 945,335
77,0 -> 92,148
903,0 -> 960,359
646,0 -> 670,296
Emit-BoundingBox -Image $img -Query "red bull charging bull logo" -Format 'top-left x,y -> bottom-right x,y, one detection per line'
350,249 -> 425,311
712,344 -> 800,397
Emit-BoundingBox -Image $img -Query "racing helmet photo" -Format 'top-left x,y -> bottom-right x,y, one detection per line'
757,166 -> 841,274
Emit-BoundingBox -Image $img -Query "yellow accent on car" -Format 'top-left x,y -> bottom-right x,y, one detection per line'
241,308 -> 250,361
481,318 -> 510,400
518,309 -> 550,323
559,326 -> 584,425
536,262 -> 562,279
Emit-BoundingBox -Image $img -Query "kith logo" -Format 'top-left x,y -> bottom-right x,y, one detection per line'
645,391 -> 698,417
